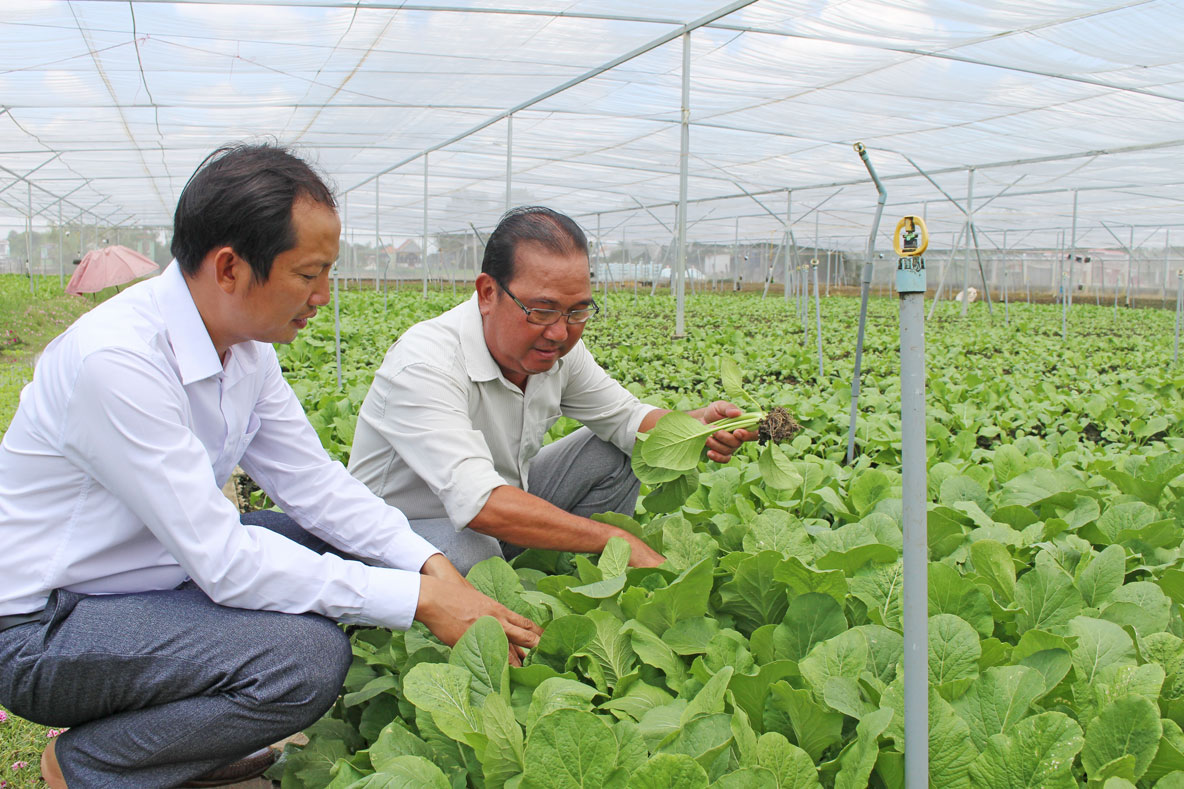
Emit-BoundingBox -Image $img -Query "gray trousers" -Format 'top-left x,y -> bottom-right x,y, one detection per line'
0,511 -> 351,789
410,427 -> 642,575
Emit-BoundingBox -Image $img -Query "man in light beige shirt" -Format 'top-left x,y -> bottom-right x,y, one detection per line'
349,206 -> 756,572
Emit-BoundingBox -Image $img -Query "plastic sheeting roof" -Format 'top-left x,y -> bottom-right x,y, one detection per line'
1,0 -> 1182,252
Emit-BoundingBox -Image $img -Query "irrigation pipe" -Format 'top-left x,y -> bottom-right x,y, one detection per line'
846,142 -> 886,465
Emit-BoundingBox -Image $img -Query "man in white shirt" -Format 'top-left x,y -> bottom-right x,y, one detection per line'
349,206 -> 756,574
0,144 -> 539,789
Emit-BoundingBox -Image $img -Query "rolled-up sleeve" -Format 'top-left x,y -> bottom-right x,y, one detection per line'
355,360 -> 508,529
558,343 -> 654,453
61,349 -> 432,630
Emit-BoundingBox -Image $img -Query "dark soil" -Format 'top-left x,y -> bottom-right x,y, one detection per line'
758,407 -> 802,445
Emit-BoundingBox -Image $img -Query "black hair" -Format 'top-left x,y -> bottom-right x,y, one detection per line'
171,143 -> 336,281
481,206 -> 589,286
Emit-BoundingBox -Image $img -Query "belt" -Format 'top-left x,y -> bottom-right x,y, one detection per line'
0,610 -> 44,632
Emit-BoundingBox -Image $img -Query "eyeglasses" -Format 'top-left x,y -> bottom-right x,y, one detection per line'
498,281 -> 599,325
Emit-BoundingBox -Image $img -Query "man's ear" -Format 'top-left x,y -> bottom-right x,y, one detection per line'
211,247 -> 243,295
475,272 -> 498,314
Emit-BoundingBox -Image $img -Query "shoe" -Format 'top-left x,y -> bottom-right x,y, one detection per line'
181,747 -> 277,787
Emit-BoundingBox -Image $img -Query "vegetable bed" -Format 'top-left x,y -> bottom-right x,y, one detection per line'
275,289 -> 1184,788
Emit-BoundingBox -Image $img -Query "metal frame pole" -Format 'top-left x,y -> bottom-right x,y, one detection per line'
1127,225 -> 1134,308
783,190 -> 791,304
1171,268 -> 1181,345
896,232 -> 929,789
813,257 -> 823,378
961,169 -> 974,317
847,142 -> 886,465
422,154 -> 429,298
58,201 -> 64,288
674,31 -> 690,338
506,114 -> 513,213
1164,230 -> 1171,309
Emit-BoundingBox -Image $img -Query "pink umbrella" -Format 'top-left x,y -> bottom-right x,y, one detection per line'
67,245 -> 160,295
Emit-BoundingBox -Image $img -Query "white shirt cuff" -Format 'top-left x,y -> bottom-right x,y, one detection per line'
353,567 -> 423,630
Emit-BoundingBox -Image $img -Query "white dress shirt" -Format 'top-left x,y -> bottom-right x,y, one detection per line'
0,262 -> 439,629
348,295 -> 652,528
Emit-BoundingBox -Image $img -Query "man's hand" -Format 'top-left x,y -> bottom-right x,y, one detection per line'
624,534 -> 666,568
416,575 -> 542,666
691,400 -> 759,464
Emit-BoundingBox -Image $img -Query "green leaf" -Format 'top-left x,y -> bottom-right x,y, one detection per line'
658,713 -> 735,773
1069,616 -> 1136,685
641,411 -> 713,472
774,556 -> 847,607
468,556 -> 546,623
660,516 -> 719,575
681,666 -> 733,725
967,711 -> 1084,789
521,709 -> 619,789
767,682 -> 845,762
772,592 -> 847,663
952,665 -> 1046,752
714,767 -> 778,789
370,723 -> 436,772
755,732 -> 822,788
799,628 -> 867,699
743,508 -> 813,560
929,614 -> 981,698
622,620 -> 688,693
720,357 -> 759,410
525,677 -> 602,731
626,753 -> 708,789
479,693 -> 525,789
969,539 -> 1016,604
849,561 -> 903,630
598,537 -> 632,578
1014,564 -> 1084,635
349,755 -> 451,788
636,557 -> 713,636
1082,695 -> 1163,782
643,469 -> 700,514
929,561 -> 993,638
401,662 -> 482,742
834,707 -> 893,789
717,550 -> 790,634
1076,545 -> 1127,608
535,615 -> 597,673
759,443 -> 804,492
849,469 -> 893,516
574,609 -> 636,693
1101,581 -> 1171,638
1146,719 -> 1184,785
449,615 -> 510,704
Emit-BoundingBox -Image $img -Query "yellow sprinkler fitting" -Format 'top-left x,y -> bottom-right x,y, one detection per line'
892,215 -> 929,257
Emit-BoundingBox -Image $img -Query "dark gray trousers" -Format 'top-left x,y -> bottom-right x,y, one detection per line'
409,427 -> 642,574
0,512 -> 351,788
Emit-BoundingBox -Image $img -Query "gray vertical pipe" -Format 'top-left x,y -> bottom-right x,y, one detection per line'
335,193 -> 345,390
813,259 -> 823,378
1127,225 -> 1134,308
1176,271 -> 1182,365
961,169 -> 974,317
422,154 -> 429,299
847,142 -> 886,465
732,218 -> 739,292
375,177 -> 382,294
27,182 -> 34,295
674,31 -> 690,338
783,190 -> 791,304
506,114 -> 513,213
1164,231 -> 1171,308
58,201 -> 64,288
899,274 -> 928,789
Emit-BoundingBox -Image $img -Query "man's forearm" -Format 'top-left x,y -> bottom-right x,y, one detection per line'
467,485 -> 650,557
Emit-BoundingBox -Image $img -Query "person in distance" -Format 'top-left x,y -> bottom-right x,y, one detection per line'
0,143 -> 540,789
349,205 -> 758,574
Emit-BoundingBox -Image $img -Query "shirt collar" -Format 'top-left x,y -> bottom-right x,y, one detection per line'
458,295 -> 502,383
155,262 -> 223,385
456,294 -> 565,385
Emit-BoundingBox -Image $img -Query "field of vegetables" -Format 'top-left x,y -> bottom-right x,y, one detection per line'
269,286 -> 1184,789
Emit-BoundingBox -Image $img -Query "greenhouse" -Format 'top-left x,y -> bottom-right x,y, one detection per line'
2,1 -> 1184,788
